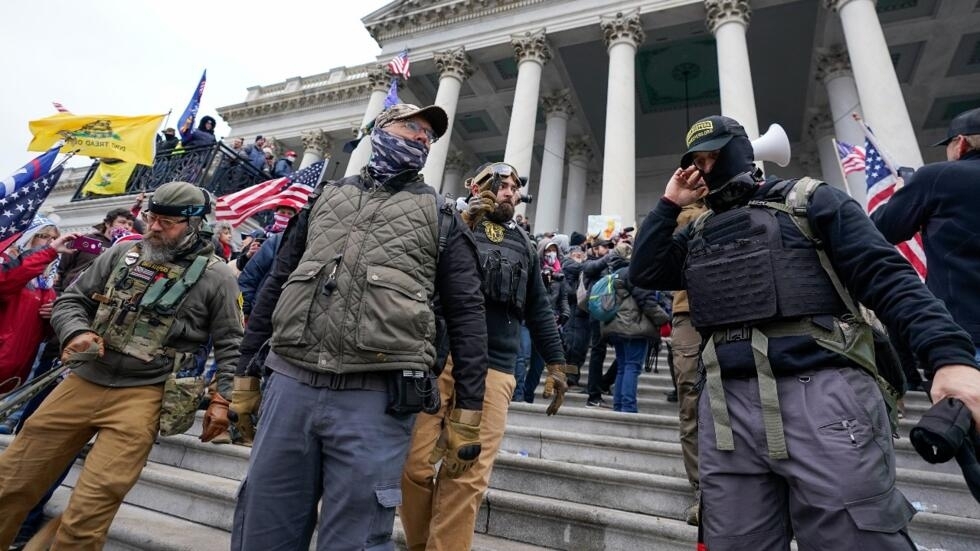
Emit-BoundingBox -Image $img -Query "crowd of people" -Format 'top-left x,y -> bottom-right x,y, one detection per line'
0,101 -> 977,551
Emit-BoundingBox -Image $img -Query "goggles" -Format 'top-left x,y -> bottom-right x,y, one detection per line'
473,163 -> 524,189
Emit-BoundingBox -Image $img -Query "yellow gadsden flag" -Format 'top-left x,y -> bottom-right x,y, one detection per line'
81,159 -> 137,196
28,113 -> 165,165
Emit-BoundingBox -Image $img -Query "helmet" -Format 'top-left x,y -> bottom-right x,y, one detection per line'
149,182 -> 211,217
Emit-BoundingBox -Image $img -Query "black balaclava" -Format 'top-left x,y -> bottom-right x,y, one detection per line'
702,135 -> 760,212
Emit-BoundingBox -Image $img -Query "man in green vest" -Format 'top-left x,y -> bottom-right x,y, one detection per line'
227,103 -> 489,550
0,181 -> 244,550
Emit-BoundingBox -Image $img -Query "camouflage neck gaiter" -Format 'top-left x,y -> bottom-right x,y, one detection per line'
367,128 -> 428,182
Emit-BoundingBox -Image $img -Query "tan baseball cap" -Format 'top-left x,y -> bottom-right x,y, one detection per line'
374,103 -> 449,140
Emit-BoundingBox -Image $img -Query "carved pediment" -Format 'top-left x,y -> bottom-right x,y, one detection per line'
363,0 -> 551,44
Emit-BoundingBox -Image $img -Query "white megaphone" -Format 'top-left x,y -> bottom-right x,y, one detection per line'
751,123 -> 791,167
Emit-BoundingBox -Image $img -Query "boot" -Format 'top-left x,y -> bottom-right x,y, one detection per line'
685,488 -> 701,526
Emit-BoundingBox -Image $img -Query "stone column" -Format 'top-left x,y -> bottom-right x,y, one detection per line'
815,45 -> 868,205
599,9 -> 645,224
534,90 -> 573,234
706,0 -> 760,140
344,65 -> 391,177
442,150 -> 469,199
299,130 -> 332,170
504,29 -> 551,217
563,137 -> 592,233
825,0 -> 923,168
420,47 -> 474,191
807,111 -> 847,191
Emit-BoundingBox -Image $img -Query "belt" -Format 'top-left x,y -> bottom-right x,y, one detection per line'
266,350 -> 389,391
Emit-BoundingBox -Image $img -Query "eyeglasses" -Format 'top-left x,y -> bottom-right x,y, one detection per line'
400,120 -> 438,143
142,212 -> 188,230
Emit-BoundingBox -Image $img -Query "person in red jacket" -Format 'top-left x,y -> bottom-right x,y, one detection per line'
0,223 -> 79,395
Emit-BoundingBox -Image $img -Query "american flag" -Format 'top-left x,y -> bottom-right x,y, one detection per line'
51,101 -> 69,113
215,160 -> 324,227
864,136 -> 927,279
835,140 -> 866,176
0,166 -> 64,241
386,49 -> 411,79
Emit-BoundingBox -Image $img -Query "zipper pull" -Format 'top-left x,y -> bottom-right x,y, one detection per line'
842,420 -> 857,446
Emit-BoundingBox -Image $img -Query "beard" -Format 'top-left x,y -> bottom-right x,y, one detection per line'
485,201 -> 515,224
141,230 -> 185,263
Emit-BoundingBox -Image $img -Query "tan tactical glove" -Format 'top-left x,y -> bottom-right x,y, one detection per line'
461,190 -> 497,229
543,363 -> 569,416
61,332 -> 104,363
201,393 -> 231,443
429,408 -> 482,479
230,376 -> 261,446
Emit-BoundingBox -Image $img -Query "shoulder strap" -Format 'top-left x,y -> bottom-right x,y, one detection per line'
435,193 -> 454,260
691,209 -> 714,236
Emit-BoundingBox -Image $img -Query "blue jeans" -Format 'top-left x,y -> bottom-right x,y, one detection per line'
521,348 -> 545,404
513,325 -> 532,401
611,336 -> 648,413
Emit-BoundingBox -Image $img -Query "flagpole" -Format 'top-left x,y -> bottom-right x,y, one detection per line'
830,137 -> 854,198
851,113 -> 898,176
161,108 -> 173,131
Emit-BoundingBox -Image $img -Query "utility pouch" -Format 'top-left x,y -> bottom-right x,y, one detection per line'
159,353 -> 206,437
386,369 -> 439,416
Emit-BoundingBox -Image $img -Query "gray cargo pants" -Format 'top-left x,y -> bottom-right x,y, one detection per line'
231,371 -> 415,551
698,366 -> 917,551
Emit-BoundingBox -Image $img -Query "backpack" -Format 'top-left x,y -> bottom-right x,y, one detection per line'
588,272 -> 621,322
576,272 -> 590,313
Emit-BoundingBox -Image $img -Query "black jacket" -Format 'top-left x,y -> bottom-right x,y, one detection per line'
480,224 -> 565,374
239,171 -> 488,410
871,150 -> 980,345
630,179 -> 977,378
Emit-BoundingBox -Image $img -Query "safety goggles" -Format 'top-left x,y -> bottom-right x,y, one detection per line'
474,162 -> 523,187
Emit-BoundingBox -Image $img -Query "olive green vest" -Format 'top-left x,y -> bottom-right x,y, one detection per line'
270,175 -> 440,374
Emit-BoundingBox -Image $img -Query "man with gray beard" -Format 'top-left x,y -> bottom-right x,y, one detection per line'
0,181 -> 243,550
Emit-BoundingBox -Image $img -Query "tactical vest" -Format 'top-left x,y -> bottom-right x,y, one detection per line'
472,219 -> 533,316
270,174 -> 440,374
685,191 -> 845,331
91,243 -> 214,364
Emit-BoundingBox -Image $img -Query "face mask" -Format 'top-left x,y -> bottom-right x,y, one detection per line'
367,128 -> 429,181
271,212 -> 291,233
110,227 -> 131,241
701,136 -> 755,191
545,252 -> 558,263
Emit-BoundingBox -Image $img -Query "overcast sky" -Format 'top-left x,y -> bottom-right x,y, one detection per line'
0,0 -> 391,172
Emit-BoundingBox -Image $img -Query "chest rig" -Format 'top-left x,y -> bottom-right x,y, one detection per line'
472,219 -> 532,316
91,244 -> 212,363
688,178 -> 892,461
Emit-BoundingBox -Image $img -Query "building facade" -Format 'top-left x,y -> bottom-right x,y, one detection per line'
48,0 -> 980,235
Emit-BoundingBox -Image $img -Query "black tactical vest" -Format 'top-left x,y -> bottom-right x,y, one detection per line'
472,219 -> 532,315
685,187 -> 845,331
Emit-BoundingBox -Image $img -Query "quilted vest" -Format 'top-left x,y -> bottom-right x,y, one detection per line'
270,173 -> 440,374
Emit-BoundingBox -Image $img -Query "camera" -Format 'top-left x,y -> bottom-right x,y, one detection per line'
520,192 -> 533,204
541,267 -> 564,282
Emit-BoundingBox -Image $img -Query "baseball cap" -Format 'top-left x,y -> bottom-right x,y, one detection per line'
680,115 -> 748,168
374,103 -> 449,140
931,107 -> 980,146
593,237 -> 614,248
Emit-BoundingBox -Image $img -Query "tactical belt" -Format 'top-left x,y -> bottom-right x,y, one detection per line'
266,351 -> 389,392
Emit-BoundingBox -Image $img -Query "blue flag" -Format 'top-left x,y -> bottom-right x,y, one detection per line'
177,69 -> 207,140
384,78 -> 400,109
0,165 -> 64,240
0,144 -> 60,200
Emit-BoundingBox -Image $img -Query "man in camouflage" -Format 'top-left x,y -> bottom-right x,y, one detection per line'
0,181 -> 243,550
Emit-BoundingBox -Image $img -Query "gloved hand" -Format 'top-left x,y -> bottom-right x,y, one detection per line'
461,190 -> 497,228
201,393 -> 231,443
543,363 -> 569,416
61,332 -> 105,363
429,408 -> 482,479
230,376 -> 261,445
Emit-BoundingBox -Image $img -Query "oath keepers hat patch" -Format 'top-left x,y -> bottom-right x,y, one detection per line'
681,115 -> 747,168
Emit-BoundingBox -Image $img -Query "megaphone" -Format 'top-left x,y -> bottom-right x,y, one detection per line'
751,123 -> 791,167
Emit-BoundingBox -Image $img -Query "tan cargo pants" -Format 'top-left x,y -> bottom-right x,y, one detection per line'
0,373 -> 163,551
400,358 -> 515,551
672,313 -> 701,488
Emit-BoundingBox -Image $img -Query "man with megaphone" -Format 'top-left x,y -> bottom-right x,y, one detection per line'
629,115 -> 980,550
